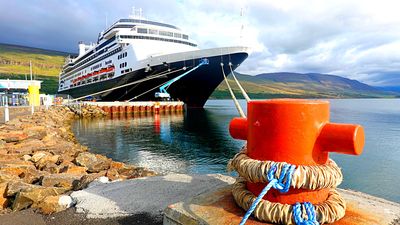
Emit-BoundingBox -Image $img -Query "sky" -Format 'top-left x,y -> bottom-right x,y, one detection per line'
0,0 -> 399,86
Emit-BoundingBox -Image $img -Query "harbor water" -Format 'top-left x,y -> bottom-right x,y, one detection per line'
72,99 -> 400,203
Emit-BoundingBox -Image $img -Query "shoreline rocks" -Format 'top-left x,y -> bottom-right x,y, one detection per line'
0,105 -> 156,214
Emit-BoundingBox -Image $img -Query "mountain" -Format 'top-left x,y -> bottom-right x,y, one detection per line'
376,86 -> 400,93
0,43 -> 71,93
212,72 -> 396,99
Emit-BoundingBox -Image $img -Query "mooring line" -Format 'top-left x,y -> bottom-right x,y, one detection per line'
221,63 -> 246,118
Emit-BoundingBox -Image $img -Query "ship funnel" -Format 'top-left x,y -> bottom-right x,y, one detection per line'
78,41 -> 85,57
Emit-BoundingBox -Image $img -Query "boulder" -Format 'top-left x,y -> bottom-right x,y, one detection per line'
6,181 -> 33,197
75,152 -> 111,173
31,151 -> 49,163
106,168 -> 123,181
12,186 -> 68,211
41,163 -> 60,174
23,126 -> 47,140
110,161 -> 128,170
0,163 -> 36,177
6,139 -> 46,155
20,167 -> 49,184
118,166 -> 156,179
72,171 -> 107,191
34,195 -> 66,214
0,171 -> 19,183
0,131 -> 28,143
22,154 -> 32,161
35,154 -> 61,170
41,174 -> 82,189
61,165 -> 87,175
0,183 -> 10,209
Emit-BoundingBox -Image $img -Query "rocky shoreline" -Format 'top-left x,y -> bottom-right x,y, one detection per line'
0,105 -> 156,214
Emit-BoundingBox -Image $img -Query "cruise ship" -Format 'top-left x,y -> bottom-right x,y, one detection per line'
58,12 -> 249,107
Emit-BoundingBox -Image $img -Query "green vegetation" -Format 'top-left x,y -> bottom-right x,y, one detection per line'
0,43 -> 68,94
211,73 -> 396,99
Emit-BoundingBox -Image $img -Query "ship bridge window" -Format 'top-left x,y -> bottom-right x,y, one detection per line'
137,28 -> 148,34
174,33 -> 182,38
149,29 -> 158,35
159,31 -> 173,37
182,34 -> 189,40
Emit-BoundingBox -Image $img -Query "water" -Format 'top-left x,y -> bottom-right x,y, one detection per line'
72,99 -> 400,203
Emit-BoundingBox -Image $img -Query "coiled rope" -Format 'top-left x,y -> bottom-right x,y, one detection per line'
239,163 -> 296,225
229,147 -> 346,225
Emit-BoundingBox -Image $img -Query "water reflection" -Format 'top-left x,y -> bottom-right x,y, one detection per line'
73,110 -> 244,174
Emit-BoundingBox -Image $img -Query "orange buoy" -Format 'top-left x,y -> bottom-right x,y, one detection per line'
229,99 -> 364,204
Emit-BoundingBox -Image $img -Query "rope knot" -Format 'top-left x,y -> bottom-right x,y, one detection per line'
267,163 -> 296,193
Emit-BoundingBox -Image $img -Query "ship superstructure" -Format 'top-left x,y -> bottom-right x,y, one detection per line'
58,11 -> 249,107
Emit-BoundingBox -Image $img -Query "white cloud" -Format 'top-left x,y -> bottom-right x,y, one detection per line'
0,0 -> 399,86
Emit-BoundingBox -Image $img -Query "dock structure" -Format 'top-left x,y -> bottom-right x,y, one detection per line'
82,101 -> 185,114
163,184 -> 400,225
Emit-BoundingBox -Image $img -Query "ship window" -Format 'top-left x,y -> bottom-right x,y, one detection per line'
174,33 -> 182,38
159,31 -> 173,37
182,34 -> 189,40
149,29 -> 158,35
137,28 -> 148,34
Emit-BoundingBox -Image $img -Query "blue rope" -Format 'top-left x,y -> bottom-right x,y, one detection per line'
239,163 -> 296,225
293,202 -> 319,225
238,163 -> 319,225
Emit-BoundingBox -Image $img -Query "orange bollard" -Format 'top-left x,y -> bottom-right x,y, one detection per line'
229,99 -> 364,204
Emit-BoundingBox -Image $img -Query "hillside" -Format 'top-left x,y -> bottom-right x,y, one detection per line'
211,72 -> 397,99
0,43 -> 69,93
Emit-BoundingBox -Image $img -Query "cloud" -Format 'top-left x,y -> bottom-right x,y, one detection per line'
0,0 -> 399,86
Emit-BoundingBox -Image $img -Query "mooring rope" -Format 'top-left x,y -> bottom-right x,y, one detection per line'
228,149 -> 343,190
229,147 -> 346,225
221,63 -> 246,118
229,62 -> 250,102
239,163 -> 296,225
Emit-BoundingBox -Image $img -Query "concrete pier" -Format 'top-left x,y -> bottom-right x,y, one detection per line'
164,183 -> 400,225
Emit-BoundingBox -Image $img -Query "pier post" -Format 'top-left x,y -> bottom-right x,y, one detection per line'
4,104 -> 9,122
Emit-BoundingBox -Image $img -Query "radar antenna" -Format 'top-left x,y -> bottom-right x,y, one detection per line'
129,7 -> 144,20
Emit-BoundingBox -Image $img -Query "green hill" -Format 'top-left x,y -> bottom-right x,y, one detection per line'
211,72 -> 396,99
0,43 -> 70,93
